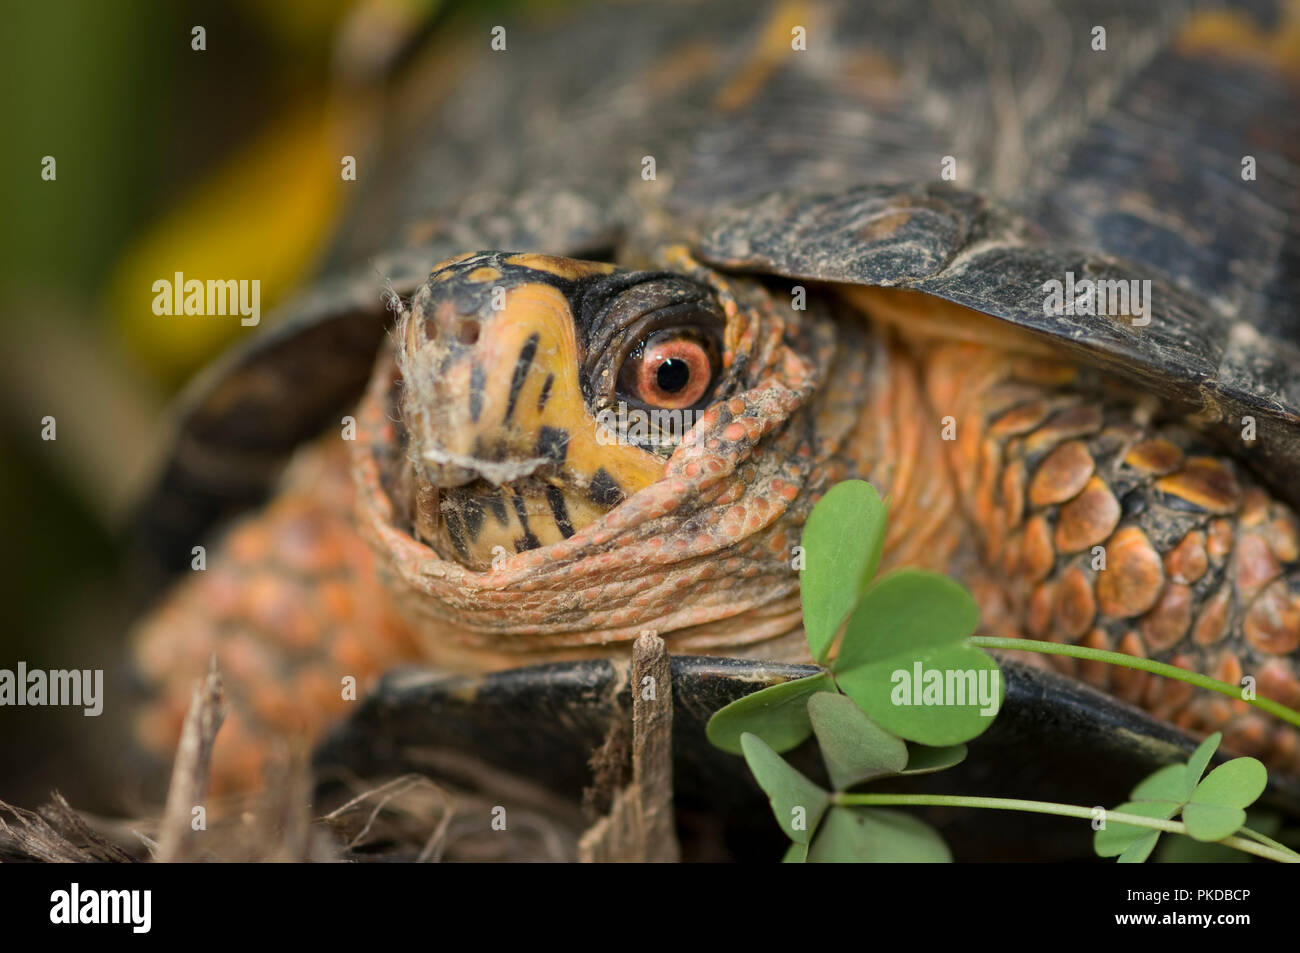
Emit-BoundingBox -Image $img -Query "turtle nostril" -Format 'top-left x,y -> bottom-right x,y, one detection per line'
458,320 -> 481,345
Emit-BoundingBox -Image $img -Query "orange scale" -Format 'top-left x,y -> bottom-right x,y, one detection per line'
1205,697 -> 1234,729
1113,632 -> 1148,706
226,522 -> 271,564
218,633 -> 273,683
1257,661 -> 1300,709
1268,727 -> 1298,766
330,633 -> 373,674
203,568 -> 245,620
295,666 -> 345,723
1233,533 -> 1282,599
209,723 -> 270,797
248,679 -> 298,731
278,516 -> 346,576
1223,718 -> 1271,757
317,579 -> 355,623
1078,629 -> 1111,688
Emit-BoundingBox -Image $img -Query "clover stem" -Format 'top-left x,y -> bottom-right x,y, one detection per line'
832,793 -> 1298,863
969,636 -> 1300,730
1235,824 -> 1300,858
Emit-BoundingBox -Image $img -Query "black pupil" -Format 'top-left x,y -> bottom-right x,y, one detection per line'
655,358 -> 691,393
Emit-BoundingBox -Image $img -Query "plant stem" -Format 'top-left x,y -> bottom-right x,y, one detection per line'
970,636 -> 1300,730
1235,825 -> 1300,858
833,793 -> 1298,863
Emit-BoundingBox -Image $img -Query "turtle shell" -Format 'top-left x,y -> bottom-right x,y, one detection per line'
313,656 -> 1299,860
136,0 -> 1300,573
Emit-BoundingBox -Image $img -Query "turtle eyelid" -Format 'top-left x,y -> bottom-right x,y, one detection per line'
576,273 -> 713,339
576,276 -> 724,404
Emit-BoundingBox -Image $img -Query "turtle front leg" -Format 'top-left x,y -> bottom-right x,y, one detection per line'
922,338 -> 1300,774
131,439 -> 423,794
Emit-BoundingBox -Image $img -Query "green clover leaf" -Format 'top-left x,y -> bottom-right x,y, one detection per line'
807,807 -> 951,863
706,672 -> 837,755
1182,757 -> 1267,842
1094,734 -> 1223,860
1094,800 -> 1181,862
832,569 -> 999,745
1095,732 -> 1271,859
807,691 -> 908,790
799,480 -> 888,664
900,743 -> 969,776
740,732 -> 830,845
782,842 -> 809,863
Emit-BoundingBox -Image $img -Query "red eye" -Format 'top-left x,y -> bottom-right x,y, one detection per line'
619,331 -> 717,409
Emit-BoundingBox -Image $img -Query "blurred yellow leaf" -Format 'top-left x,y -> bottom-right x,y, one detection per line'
111,101 -> 346,385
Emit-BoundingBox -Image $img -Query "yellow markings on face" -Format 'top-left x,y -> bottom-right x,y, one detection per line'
480,282 -> 666,495
467,266 -> 502,283
440,481 -> 616,571
425,280 -> 668,569
1175,3 -> 1300,77
431,252 -> 479,281
503,254 -> 616,281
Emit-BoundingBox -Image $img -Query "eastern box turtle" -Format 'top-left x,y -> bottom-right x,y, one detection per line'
128,0 -> 1300,850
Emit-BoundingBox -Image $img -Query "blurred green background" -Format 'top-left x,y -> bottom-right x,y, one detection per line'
0,0 -> 565,811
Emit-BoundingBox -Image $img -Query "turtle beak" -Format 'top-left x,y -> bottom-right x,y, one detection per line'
395,258 -> 665,568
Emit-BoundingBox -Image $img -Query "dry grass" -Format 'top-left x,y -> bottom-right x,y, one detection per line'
0,661 -> 584,863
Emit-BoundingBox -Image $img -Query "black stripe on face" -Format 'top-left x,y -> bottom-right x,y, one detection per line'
510,490 -> 542,552
588,467 -> 624,506
536,426 -> 570,464
469,363 -> 485,423
484,486 -> 509,526
546,484 -> 575,538
537,373 -> 554,412
461,495 -> 486,541
504,333 -> 539,423
443,507 -> 471,563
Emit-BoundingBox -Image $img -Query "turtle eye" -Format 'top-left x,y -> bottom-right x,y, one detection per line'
617,328 -> 719,410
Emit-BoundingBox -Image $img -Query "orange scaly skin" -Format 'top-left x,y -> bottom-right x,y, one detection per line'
914,336 -> 1300,774
131,258 -> 1300,792
131,441 -> 424,795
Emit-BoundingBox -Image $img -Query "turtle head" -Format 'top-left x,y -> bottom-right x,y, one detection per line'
354,249 -> 852,667
393,251 -> 733,569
